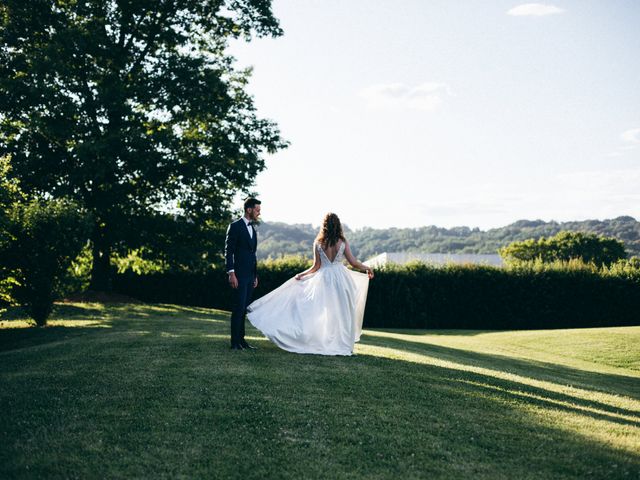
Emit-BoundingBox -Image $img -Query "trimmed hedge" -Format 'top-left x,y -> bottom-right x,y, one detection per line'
113,260 -> 640,330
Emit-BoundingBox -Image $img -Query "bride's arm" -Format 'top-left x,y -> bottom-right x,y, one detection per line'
344,241 -> 374,279
295,242 -> 321,280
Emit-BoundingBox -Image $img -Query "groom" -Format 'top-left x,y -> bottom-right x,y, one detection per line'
224,198 -> 261,350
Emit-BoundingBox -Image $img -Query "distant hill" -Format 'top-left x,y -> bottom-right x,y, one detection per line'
256,216 -> 640,260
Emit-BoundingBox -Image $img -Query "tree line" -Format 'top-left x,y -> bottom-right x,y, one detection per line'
256,216 -> 640,260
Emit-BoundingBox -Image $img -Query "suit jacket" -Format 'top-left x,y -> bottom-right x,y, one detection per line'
224,218 -> 258,280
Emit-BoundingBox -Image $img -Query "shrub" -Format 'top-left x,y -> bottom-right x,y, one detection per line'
113,256 -> 312,313
0,199 -> 91,325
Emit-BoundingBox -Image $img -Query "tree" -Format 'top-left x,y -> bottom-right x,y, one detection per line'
499,230 -> 627,267
0,0 -> 287,290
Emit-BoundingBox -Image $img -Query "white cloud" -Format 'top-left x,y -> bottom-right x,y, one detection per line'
507,3 -> 565,16
621,127 -> 640,144
607,127 -> 640,157
359,82 -> 453,112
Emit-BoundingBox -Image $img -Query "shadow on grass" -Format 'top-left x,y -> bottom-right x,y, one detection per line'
361,333 -> 640,397
343,349 -> 640,477
1,304 -> 639,478
358,333 -> 640,425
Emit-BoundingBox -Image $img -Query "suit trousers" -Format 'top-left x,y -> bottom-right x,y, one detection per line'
230,276 -> 254,346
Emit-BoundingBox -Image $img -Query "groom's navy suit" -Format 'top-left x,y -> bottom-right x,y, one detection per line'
224,217 -> 258,347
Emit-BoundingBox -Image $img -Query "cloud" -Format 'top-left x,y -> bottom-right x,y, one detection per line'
359,82 -> 453,112
607,127 -> 640,157
507,3 -> 565,16
621,128 -> 640,144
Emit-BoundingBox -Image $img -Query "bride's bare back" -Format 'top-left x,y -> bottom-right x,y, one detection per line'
320,241 -> 343,263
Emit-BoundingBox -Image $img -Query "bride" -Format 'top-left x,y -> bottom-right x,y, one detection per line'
247,213 -> 374,356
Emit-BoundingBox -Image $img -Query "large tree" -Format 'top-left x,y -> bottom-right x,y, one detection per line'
0,0 -> 286,290
499,230 -> 627,267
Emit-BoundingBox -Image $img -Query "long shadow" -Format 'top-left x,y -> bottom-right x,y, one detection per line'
4,305 -> 639,425
360,333 -> 640,398
0,303 -> 229,354
1,308 -> 639,478
359,333 -> 640,425
341,348 -> 640,477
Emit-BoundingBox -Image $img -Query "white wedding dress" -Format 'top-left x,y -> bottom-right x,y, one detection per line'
247,241 -> 370,355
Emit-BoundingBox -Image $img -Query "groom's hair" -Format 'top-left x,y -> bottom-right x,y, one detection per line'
244,197 -> 261,211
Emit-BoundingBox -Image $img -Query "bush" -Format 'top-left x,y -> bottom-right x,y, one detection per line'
365,260 -> 640,329
606,256 -> 640,281
112,257 -> 640,330
113,256 -> 312,312
0,199 -> 91,326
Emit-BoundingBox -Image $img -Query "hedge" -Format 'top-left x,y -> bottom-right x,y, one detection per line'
113,260 -> 640,330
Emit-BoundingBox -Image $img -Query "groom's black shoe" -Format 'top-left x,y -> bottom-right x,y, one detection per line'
240,341 -> 257,350
230,343 -> 244,351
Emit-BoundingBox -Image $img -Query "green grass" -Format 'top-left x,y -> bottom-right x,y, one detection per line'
1,303 -> 639,479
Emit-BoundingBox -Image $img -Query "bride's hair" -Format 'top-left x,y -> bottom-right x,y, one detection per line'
316,213 -> 345,248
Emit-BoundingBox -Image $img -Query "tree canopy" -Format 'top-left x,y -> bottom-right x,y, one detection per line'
498,231 -> 627,267
0,0 -> 287,288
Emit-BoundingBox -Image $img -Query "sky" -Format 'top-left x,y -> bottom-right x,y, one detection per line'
229,1 -> 640,230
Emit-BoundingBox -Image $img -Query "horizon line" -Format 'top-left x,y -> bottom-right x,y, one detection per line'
257,215 -> 638,232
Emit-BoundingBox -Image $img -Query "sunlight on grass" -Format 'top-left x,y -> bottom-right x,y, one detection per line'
0,319 -> 110,329
363,328 -> 640,374
357,332 -> 640,455
49,320 -> 110,328
2,302 -> 639,478
0,320 -> 38,329
0,302 -> 230,330
359,341 -> 638,409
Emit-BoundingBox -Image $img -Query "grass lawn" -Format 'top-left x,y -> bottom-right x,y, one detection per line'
1,303 -> 639,479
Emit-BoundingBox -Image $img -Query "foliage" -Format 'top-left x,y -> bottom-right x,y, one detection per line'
113,255 -> 310,311
0,155 -> 23,307
113,257 -> 640,330
258,255 -> 311,274
255,217 -> 640,260
605,256 -> 640,282
0,199 -> 91,325
112,247 -> 169,275
499,230 -> 626,266
256,222 -> 319,259
116,211 -> 228,272
0,0 -> 287,289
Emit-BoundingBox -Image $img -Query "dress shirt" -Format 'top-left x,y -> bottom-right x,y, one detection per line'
243,216 -> 253,239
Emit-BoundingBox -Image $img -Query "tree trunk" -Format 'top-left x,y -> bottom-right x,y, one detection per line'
89,224 -> 112,292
